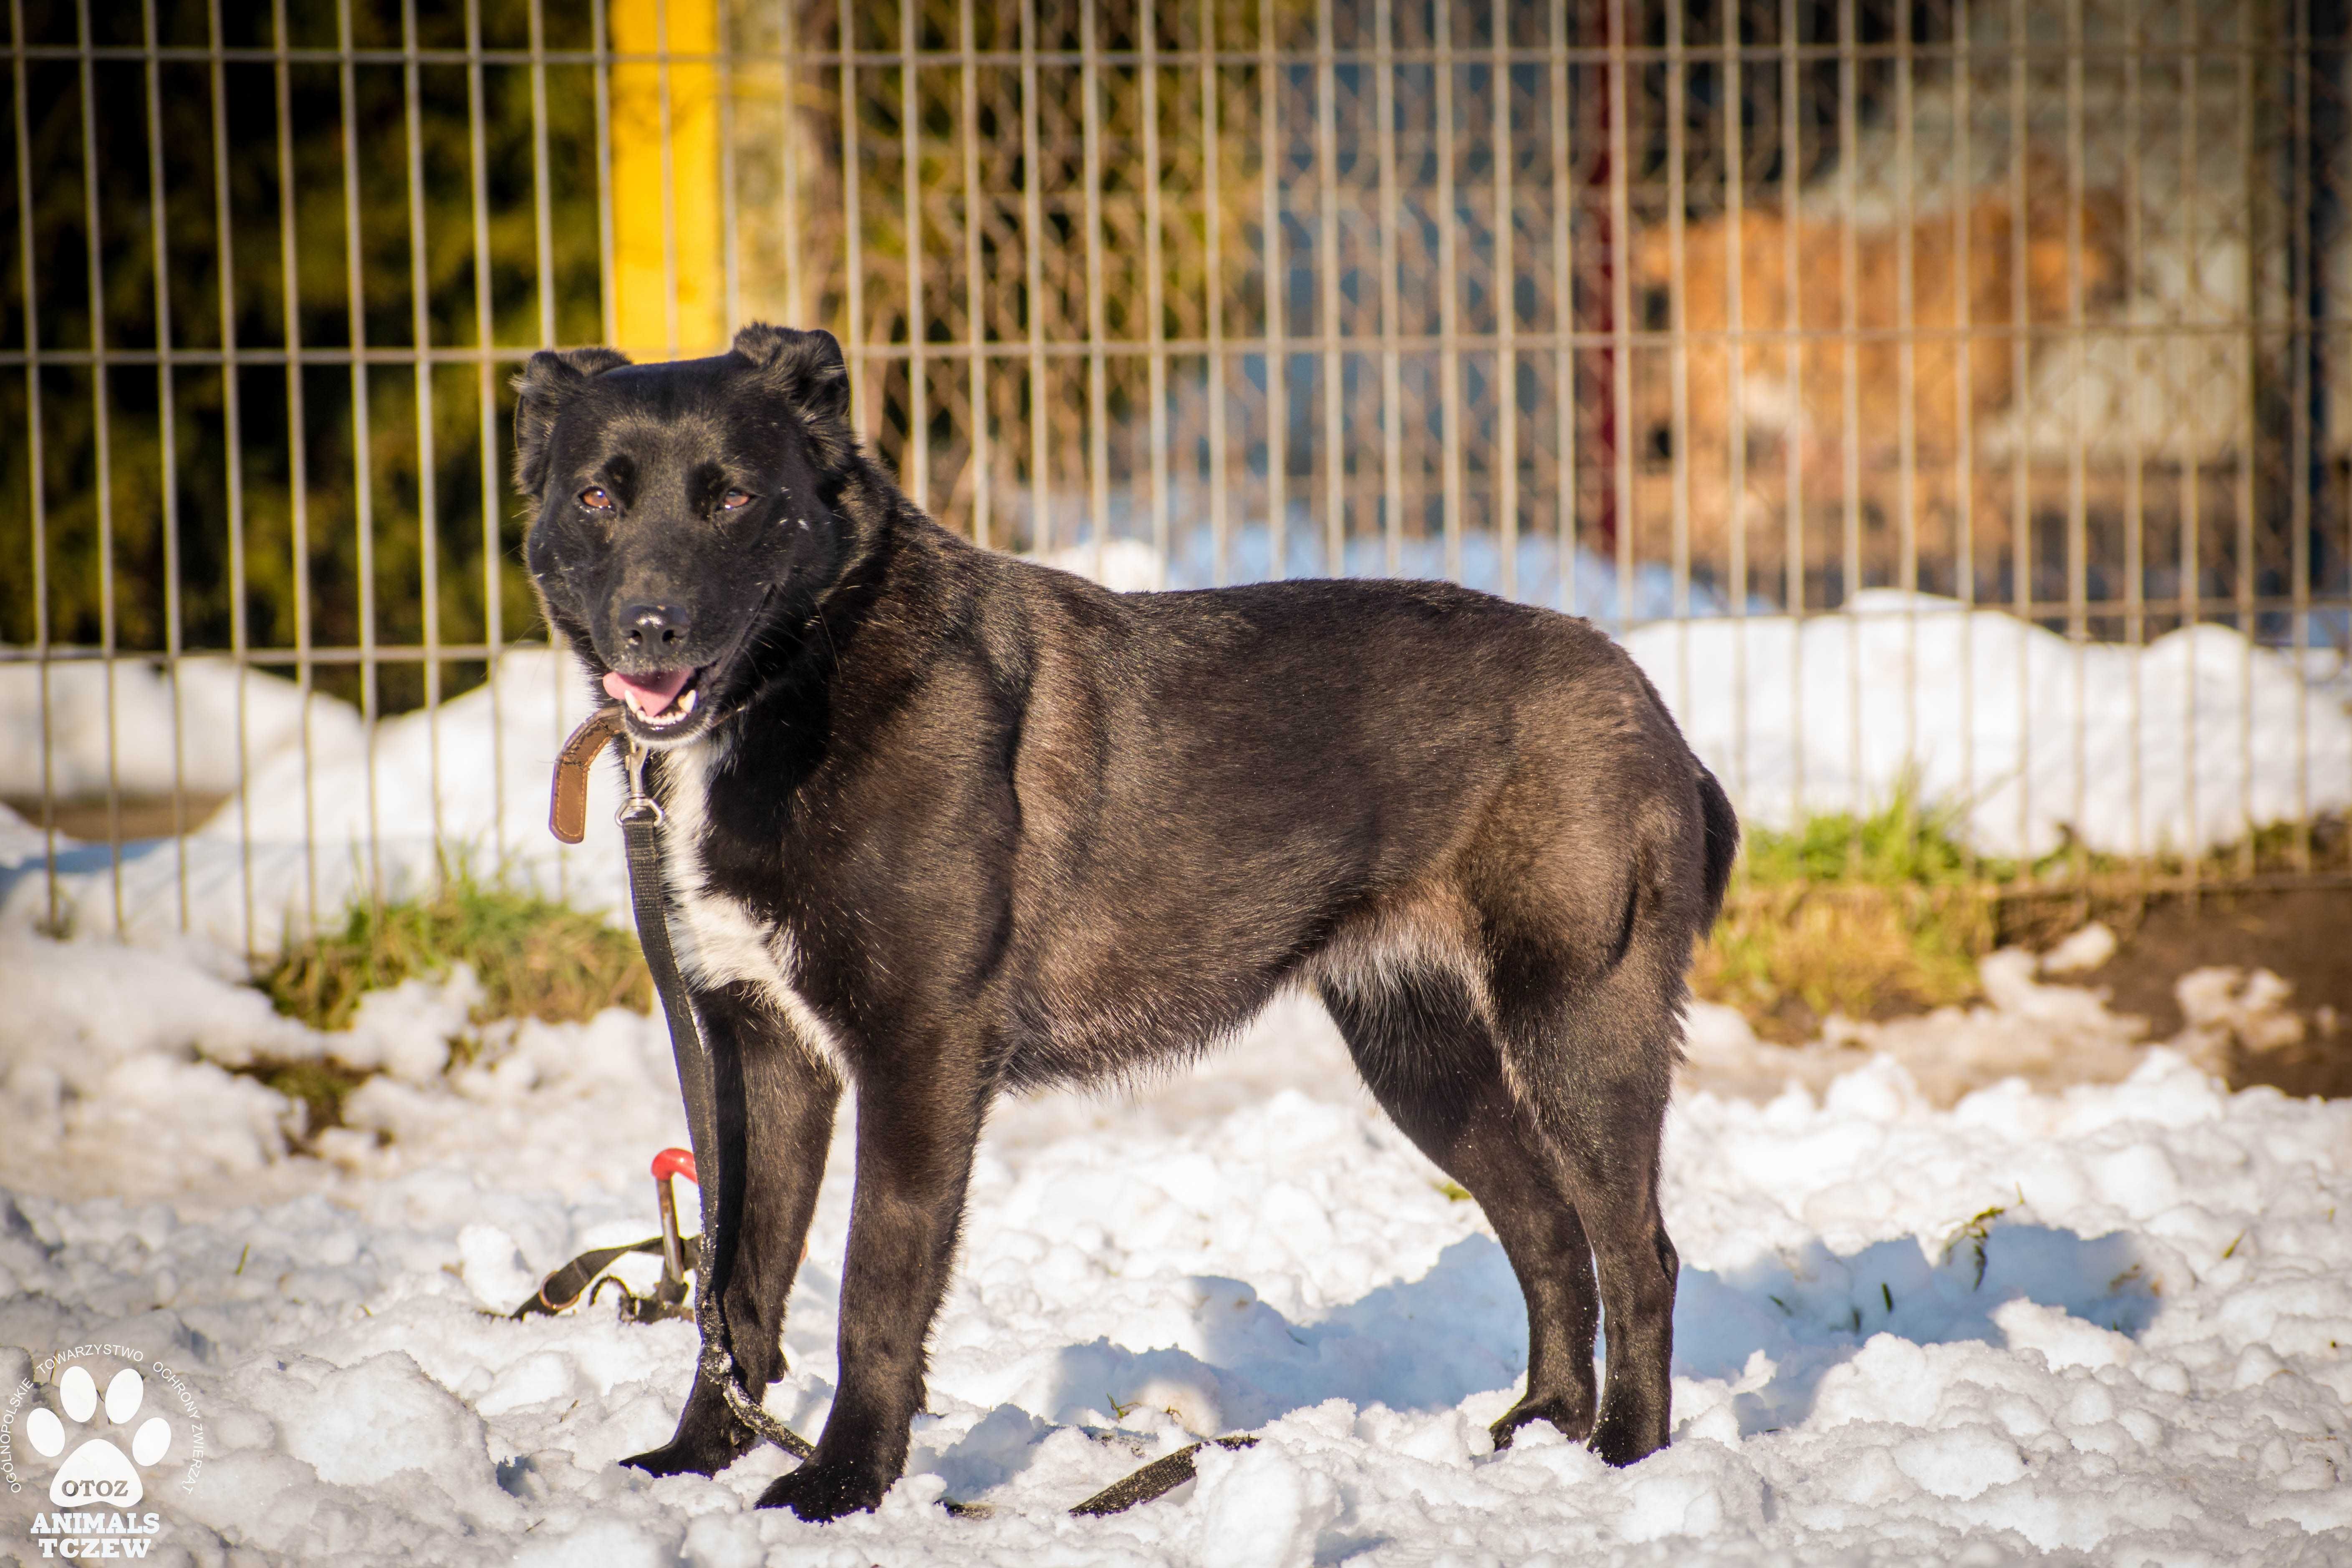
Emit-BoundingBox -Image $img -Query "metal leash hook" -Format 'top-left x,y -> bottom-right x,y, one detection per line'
588,1149 -> 699,1325
618,737 -> 664,826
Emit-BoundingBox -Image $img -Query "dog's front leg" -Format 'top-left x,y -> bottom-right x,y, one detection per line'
627,982 -> 842,1480
758,1039 -> 989,1521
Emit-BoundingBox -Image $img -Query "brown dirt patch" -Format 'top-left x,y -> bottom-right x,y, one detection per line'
3,793 -> 227,841
2070,885 -> 2352,1098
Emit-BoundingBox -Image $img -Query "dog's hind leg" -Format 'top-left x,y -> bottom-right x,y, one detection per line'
1320,972 -> 1603,1450
1487,945 -> 1683,1469
626,982 -> 842,1479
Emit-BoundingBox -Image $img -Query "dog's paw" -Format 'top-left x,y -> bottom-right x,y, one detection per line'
623,1382 -> 762,1478
620,1439 -> 727,1479
1488,1393 -> 1595,1451
621,1423 -> 752,1479
757,1457 -> 887,1522
1586,1404 -> 1668,1468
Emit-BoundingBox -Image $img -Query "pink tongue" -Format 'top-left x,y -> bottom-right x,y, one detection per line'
603,667 -> 695,712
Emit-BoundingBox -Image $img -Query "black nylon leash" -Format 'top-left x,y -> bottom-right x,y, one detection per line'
615,740 -> 818,1464
554,707 -> 1243,1515
508,1232 -> 699,1320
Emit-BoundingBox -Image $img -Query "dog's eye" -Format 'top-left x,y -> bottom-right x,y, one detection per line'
578,486 -> 613,511
720,488 -> 754,511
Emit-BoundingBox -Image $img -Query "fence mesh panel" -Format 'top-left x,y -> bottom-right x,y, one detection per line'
2,0 -> 2347,954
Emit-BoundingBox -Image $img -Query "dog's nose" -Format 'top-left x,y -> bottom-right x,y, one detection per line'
621,603 -> 691,651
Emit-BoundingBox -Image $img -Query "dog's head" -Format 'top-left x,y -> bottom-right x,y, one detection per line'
514,323 -> 856,746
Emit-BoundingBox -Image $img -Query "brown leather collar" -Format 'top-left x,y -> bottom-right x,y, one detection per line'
549,704 -> 628,844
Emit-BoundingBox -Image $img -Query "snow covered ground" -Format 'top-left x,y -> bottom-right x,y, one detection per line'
2,553 -> 2347,1562
2,933 -> 2348,1565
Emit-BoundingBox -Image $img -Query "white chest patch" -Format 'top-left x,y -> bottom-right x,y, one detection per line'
655,740 -> 851,1078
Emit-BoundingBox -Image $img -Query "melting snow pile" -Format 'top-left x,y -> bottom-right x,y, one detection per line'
1,938 -> 2348,1565
1626,590 -> 2352,859
4,576 -> 2348,950
0,649 -> 631,953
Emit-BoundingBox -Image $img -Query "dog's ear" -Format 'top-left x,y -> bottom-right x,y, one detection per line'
511,347 -> 631,497
732,323 -> 851,427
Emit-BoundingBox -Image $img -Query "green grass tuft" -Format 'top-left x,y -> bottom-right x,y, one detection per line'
1738,782 -> 2003,889
1697,783 -> 1998,1040
258,870 -> 651,1033
230,1055 -> 379,1147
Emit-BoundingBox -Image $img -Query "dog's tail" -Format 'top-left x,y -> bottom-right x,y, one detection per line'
1694,764 -> 1739,931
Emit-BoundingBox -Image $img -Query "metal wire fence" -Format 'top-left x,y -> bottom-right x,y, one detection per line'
2,0 -> 2348,955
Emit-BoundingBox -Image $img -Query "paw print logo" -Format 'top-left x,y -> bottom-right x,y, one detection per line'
25,1365 -> 172,1508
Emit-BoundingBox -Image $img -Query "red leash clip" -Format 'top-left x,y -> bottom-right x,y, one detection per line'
652,1148 -> 697,1305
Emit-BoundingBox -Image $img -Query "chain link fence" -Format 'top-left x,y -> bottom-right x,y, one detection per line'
2,0 -> 2347,955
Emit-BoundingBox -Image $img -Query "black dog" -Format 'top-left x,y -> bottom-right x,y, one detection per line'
514,323 -> 1738,1521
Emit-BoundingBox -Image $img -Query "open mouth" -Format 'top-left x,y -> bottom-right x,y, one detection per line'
596,590 -> 770,737
602,665 -> 706,730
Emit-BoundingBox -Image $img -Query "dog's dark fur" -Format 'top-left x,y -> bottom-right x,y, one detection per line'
514,324 -> 1739,1522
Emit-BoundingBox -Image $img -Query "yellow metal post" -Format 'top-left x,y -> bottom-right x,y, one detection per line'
610,0 -> 723,356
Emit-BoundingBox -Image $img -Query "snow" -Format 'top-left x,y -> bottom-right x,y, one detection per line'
2,566 -> 2348,1561
2038,922 -> 2119,977
0,647 -> 631,953
4,574 -> 2345,952
0,655 -> 364,802
1625,590 -> 2352,859
2,936 -> 2349,1565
